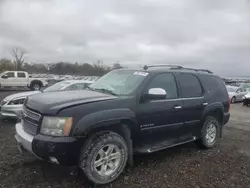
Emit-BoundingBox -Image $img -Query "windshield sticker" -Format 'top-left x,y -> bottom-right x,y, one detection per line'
133,72 -> 148,76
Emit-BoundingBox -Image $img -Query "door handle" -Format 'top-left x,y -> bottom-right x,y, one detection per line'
173,105 -> 182,109
202,102 -> 208,106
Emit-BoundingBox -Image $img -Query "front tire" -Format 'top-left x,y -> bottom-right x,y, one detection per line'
198,116 -> 220,149
79,132 -> 128,185
231,96 -> 236,103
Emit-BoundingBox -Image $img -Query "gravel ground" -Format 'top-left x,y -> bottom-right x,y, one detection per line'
0,91 -> 250,188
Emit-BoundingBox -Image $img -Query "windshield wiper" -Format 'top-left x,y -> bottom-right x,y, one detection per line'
86,86 -> 118,96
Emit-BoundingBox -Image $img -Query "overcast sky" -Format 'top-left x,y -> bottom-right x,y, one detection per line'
0,0 -> 250,76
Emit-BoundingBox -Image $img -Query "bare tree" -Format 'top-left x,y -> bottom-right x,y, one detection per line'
10,47 -> 27,70
112,62 -> 123,70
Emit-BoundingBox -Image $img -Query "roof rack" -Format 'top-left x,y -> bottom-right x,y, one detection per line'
143,64 -> 213,74
143,64 -> 183,70
175,67 -> 213,74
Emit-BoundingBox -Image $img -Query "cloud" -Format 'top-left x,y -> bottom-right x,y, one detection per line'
0,0 -> 250,76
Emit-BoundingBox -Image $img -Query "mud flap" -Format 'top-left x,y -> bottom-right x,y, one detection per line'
219,125 -> 223,138
122,125 -> 134,167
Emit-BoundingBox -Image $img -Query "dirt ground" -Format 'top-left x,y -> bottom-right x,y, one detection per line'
0,91 -> 250,188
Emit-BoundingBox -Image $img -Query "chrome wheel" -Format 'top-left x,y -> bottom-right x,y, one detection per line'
93,144 -> 121,177
206,123 -> 217,144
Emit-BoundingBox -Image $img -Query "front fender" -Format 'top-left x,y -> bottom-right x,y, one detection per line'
72,108 -> 136,136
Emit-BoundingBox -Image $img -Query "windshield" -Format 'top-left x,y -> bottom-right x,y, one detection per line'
227,87 -> 237,92
43,82 -> 70,92
88,70 -> 148,96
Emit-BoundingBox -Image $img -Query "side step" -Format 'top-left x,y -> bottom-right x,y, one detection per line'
134,136 -> 197,154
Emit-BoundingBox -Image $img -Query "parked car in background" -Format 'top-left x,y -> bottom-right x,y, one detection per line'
15,65 -> 230,185
242,89 -> 250,106
0,80 -> 94,118
0,71 -> 48,90
227,85 -> 249,103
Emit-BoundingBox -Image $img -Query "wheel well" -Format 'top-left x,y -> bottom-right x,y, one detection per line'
83,120 -> 135,166
204,109 -> 223,125
31,80 -> 43,87
85,119 -> 134,140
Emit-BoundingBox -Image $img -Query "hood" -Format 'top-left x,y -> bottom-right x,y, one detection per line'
25,90 -> 117,115
3,91 -> 41,102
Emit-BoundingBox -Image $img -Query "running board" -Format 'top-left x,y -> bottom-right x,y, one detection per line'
134,136 -> 197,154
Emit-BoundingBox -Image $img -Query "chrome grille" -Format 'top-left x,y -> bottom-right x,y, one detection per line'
23,105 -> 41,121
22,106 -> 41,135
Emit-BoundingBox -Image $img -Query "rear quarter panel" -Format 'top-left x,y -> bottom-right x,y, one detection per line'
198,74 -> 229,113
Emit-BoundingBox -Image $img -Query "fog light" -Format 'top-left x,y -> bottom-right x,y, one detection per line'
49,157 -> 59,164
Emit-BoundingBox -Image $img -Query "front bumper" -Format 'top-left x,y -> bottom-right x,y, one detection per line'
15,122 -> 34,153
1,105 -> 22,118
15,122 -> 83,166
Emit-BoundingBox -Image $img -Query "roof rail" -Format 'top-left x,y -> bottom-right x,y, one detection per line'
143,64 -> 183,70
176,67 -> 213,74
143,64 -> 213,74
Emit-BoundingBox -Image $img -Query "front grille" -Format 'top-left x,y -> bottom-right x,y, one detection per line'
22,106 -> 41,135
23,106 -> 41,121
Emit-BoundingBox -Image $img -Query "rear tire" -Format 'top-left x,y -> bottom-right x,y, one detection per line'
198,116 -> 220,149
30,82 -> 42,91
79,132 -> 128,185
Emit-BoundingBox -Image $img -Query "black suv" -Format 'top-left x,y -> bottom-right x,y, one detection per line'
15,65 -> 230,185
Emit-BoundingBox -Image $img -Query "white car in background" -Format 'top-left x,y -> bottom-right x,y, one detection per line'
0,80 -> 94,118
0,71 -> 48,90
227,85 -> 249,103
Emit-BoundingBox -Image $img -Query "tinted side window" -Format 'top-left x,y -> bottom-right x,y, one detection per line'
199,75 -> 227,95
75,83 -> 88,89
6,72 -> 15,78
64,84 -> 79,91
17,73 -> 26,78
147,73 -> 178,99
177,73 -> 202,98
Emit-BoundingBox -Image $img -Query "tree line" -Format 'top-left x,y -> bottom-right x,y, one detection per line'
0,47 -> 123,76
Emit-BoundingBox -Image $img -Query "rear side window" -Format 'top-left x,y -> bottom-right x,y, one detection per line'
199,75 -> 227,94
146,73 -> 178,99
64,83 -> 88,91
74,83 -> 89,89
17,72 -> 26,78
64,84 -> 79,91
177,73 -> 202,98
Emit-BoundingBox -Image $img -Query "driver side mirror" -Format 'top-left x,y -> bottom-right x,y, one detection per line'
2,75 -> 8,79
144,88 -> 167,100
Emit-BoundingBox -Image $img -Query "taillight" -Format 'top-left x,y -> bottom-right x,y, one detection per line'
228,96 -> 230,112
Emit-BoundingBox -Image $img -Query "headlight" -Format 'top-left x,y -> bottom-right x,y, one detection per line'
1,100 -> 7,106
40,117 -> 73,136
8,98 -> 25,105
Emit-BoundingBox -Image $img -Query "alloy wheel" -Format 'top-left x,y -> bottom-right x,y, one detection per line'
205,123 -> 217,144
93,144 -> 122,176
